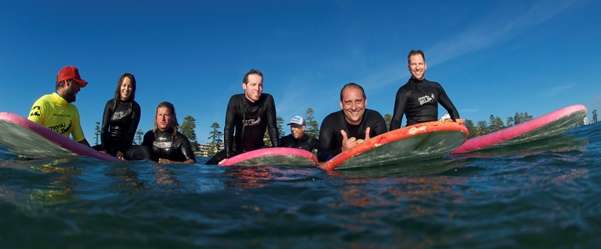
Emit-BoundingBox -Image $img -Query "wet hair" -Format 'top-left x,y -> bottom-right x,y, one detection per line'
154,101 -> 179,135
339,82 -> 366,101
113,73 -> 137,110
242,68 -> 263,84
407,50 -> 426,63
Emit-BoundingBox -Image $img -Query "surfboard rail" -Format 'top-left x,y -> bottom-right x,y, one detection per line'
452,104 -> 587,154
0,112 -> 119,162
321,121 -> 468,171
219,147 -> 318,167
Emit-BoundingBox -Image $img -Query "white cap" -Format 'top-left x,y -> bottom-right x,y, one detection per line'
288,115 -> 305,126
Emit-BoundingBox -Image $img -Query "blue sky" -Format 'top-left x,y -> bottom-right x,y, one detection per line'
1,0 -> 600,143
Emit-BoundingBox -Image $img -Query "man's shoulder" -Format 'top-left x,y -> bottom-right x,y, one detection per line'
143,130 -> 155,137
280,134 -> 294,141
34,93 -> 55,103
324,110 -> 343,121
365,109 -> 384,119
229,94 -> 244,101
424,79 -> 442,87
397,81 -> 413,94
176,131 -> 191,141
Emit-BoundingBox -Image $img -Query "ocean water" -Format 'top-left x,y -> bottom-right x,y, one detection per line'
1,124 -> 600,249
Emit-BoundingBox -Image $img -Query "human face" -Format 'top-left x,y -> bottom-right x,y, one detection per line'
291,125 -> 305,140
119,77 -> 133,101
62,80 -> 81,103
242,74 -> 263,102
408,54 -> 427,80
156,106 -> 172,131
340,86 -> 366,125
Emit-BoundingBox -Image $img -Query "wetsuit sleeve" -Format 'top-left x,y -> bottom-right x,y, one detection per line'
317,116 -> 336,162
71,107 -> 85,142
224,96 -> 236,158
311,137 -> 319,152
126,102 -> 141,145
279,136 -> 288,147
100,99 -> 113,147
27,97 -> 46,124
141,131 -> 158,162
142,131 -> 153,147
391,87 -> 407,130
266,95 -> 279,147
371,112 -> 388,136
180,135 -> 197,162
436,83 -> 460,121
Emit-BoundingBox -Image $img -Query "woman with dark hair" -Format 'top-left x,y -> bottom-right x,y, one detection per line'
142,101 -> 196,164
99,73 -> 141,159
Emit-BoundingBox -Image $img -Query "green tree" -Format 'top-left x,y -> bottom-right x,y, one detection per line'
476,121 -> 488,136
207,122 -> 223,156
464,119 -> 476,137
263,130 -> 272,146
514,112 -> 533,125
506,116 -> 514,127
180,115 -> 199,151
276,116 -> 285,137
488,115 -> 504,132
94,121 -> 101,146
383,113 -> 392,130
135,129 -> 144,145
305,107 -> 319,137
260,116 -> 284,147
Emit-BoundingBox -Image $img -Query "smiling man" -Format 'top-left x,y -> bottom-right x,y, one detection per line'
317,82 -> 387,162
390,50 -> 460,129
207,69 -> 279,164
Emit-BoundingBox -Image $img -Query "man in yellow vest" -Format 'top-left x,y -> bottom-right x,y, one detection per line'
28,66 -> 90,146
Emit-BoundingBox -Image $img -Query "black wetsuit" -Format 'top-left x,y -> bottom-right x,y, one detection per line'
142,128 -> 196,163
279,134 -> 319,152
224,94 -> 279,157
390,78 -> 460,129
317,109 -> 387,162
100,99 -> 141,157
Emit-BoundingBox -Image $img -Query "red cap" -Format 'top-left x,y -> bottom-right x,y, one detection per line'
56,66 -> 88,87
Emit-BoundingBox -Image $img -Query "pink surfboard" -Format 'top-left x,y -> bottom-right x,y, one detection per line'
0,112 -> 118,162
452,104 -> 587,154
219,147 -> 318,167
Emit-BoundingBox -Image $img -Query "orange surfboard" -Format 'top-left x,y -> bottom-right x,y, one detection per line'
321,121 -> 468,170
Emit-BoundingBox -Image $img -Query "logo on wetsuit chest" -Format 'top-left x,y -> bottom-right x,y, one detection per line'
242,117 -> 261,127
154,141 -> 173,149
418,94 -> 435,106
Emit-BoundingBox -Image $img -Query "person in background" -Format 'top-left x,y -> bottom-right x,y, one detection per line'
279,115 -> 319,153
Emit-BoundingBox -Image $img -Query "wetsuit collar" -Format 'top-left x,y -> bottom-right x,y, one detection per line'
342,110 -> 366,127
243,95 -> 260,106
157,127 -> 175,134
409,77 -> 425,84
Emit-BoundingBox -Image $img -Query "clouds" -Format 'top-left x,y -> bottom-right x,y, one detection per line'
427,0 -> 581,67
542,83 -> 576,97
361,0 -> 584,90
